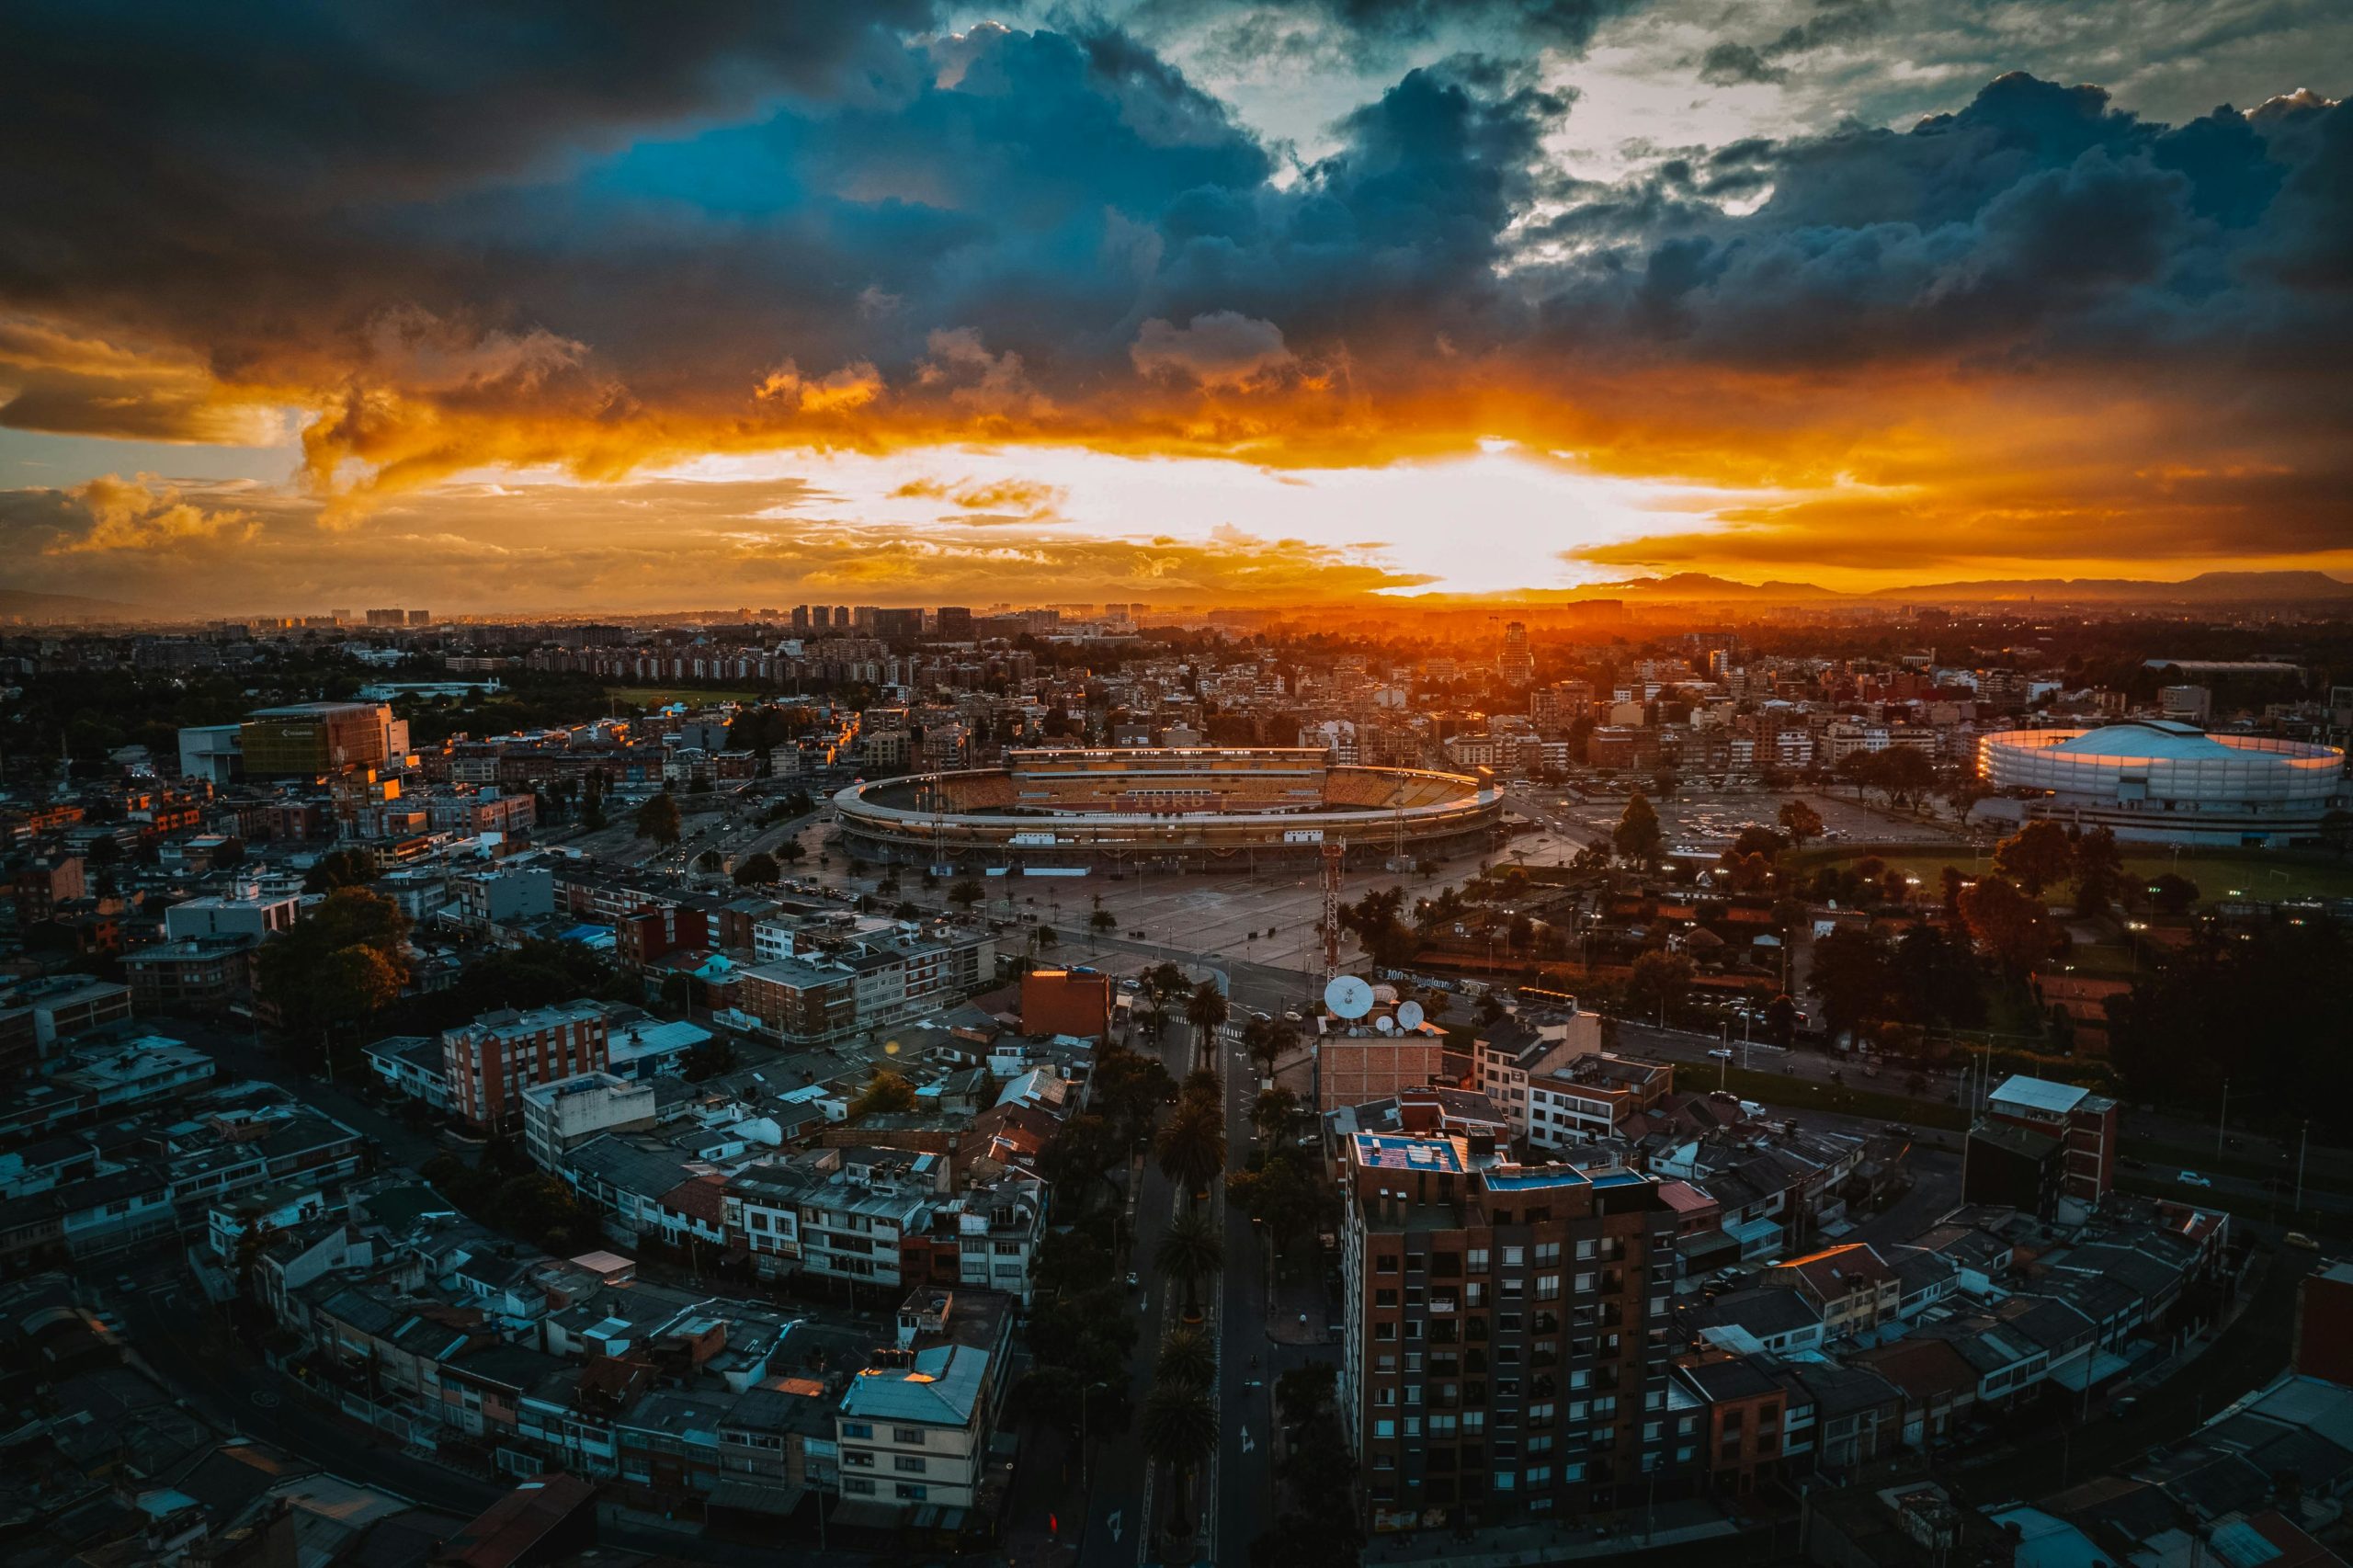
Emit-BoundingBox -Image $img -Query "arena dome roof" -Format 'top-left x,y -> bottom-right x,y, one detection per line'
2042,720 -> 2260,762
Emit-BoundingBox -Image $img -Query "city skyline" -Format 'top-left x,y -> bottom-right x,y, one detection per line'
3,2 -> 2349,615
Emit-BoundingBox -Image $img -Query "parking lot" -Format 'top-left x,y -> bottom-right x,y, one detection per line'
1509,783 -> 1967,856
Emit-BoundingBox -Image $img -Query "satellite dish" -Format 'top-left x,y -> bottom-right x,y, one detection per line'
1324,975 -> 1375,1020
1396,1000 -> 1426,1031
1375,1015 -> 1397,1035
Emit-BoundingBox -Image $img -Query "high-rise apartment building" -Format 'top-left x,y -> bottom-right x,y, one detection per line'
441,1001 -> 610,1131
1500,621 -> 1535,687
1339,1132 -> 1677,1528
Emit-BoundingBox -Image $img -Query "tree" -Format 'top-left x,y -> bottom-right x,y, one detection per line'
1624,949 -> 1694,1024
1090,1042 -> 1176,1144
1763,993 -> 1799,1047
1155,1210 -> 1225,1323
733,851 -> 780,886
1244,1017 -> 1296,1081
2147,871 -> 2201,915
1155,1325 -> 1217,1392
1778,798 -> 1824,848
634,791 -> 683,849
301,846 -> 379,893
1228,1151 -> 1330,1256
1807,926 -> 1894,1038
1613,790 -> 1664,868
1155,1103 -> 1226,1202
949,877 -> 983,912
1037,1113 -> 1127,1211
1252,1085 -> 1300,1145
1993,820 -> 2075,896
253,887 -> 411,1059
1089,907 -> 1117,945
848,1068 -> 916,1119
2111,919 -> 2353,1135
693,847 -> 722,873
775,838 -> 806,867
2072,827 -> 2125,915
1030,922 -> 1059,957
1958,873 -> 2058,975
1184,979 -> 1229,1073
1142,1380 -> 1219,1552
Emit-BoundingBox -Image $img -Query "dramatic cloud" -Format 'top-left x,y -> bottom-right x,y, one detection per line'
1,0 -> 2347,593
0,472 -> 1428,613
1131,312 -> 1300,389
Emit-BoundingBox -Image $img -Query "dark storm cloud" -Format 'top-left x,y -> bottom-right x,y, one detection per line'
1536,73 -> 2350,378
1698,0 -> 1891,85
0,0 -> 2345,570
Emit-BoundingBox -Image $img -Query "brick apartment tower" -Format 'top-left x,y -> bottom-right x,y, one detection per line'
1338,1132 -> 1677,1530
442,1003 -> 610,1132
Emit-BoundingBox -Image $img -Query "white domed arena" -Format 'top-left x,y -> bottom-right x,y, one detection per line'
1975,720 -> 2345,846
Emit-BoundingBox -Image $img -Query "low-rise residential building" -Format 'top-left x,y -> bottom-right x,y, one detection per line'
441,1001 -> 610,1132
521,1072 -> 659,1173
835,1290 -> 1015,1516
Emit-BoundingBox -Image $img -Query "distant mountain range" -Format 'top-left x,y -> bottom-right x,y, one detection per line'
1578,570 -> 2353,605
0,588 -> 154,623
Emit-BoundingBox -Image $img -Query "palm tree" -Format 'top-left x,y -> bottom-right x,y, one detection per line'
1142,1380 -> 1218,1556
1154,1105 -> 1226,1205
1155,1210 -> 1225,1324
1252,1085 -> 1299,1146
1155,1324 -> 1216,1392
1246,1018 -> 1295,1082
1184,979 -> 1230,1073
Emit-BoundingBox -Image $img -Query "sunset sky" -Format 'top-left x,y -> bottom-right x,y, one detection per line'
2,0 -> 2347,613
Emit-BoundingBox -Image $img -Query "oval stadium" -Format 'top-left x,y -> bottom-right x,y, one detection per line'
835,747 -> 1504,870
1975,720 -> 2345,846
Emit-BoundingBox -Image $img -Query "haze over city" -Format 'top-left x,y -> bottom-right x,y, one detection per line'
5,6 -> 2353,1568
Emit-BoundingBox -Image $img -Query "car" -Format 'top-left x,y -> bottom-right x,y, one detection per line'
1706,1048 -> 1733,1060
2177,1171 -> 2213,1188
1125,1271 -> 1140,1291
1881,1122 -> 1910,1138
2109,1395 -> 2141,1420
2284,1232 -> 2322,1251
115,1275 -> 138,1293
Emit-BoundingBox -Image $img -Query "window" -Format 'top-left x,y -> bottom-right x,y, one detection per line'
1535,1242 -> 1562,1265
1378,1254 -> 1400,1274
1503,1245 -> 1525,1267
1375,1322 -> 1397,1341
1574,1271 -> 1595,1293
844,1450 -> 875,1468
1525,1465 -> 1552,1485
896,1483 -> 928,1501
1376,1419 -> 1397,1438
1468,1247 -> 1490,1271
1575,1239 -> 1595,1260
1536,1274 -> 1561,1301
1492,1468 -> 1516,1492
845,1478 -> 876,1495
1376,1289 -> 1399,1307
842,1422 -> 873,1440
894,1456 -> 926,1473
892,1427 -> 926,1446
1529,1402 -> 1556,1422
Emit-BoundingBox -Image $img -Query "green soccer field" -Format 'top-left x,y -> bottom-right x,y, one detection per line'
1802,846 -> 2353,906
